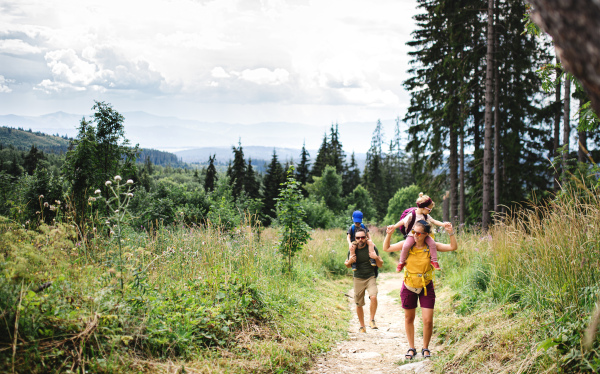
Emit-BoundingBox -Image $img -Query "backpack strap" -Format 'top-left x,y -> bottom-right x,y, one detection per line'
405,209 -> 417,236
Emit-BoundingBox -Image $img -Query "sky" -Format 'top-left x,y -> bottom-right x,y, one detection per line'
0,0 -> 420,150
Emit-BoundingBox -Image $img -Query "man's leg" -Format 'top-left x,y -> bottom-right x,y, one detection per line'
421,308 -> 434,348
356,305 -> 365,327
404,308 -> 416,349
369,295 -> 378,321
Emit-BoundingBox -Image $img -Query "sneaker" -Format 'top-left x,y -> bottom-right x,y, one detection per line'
359,326 -> 367,333
351,263 -> 357,271
370,258 -> 377,267
431,261 -> 441,270
396,262 -> 405,272
369,320 -> 378,329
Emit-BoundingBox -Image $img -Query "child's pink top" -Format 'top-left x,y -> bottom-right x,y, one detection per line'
401,212 -> 436,237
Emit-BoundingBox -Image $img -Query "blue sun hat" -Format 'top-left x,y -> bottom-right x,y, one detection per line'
352,210 -> 363,223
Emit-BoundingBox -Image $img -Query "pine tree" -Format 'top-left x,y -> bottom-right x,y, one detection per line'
205,154 -> 217,192
262,150 -> 285,222
245,158 -> 260,199
296,142 -> 311,197
228,141 -> 247,200
310,134 -> 329,179
363,120 -> 386,220
328,123 -> 346,174
342,152 -> 361,196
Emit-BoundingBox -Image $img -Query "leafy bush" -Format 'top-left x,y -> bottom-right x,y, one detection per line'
383,184 -> 421,225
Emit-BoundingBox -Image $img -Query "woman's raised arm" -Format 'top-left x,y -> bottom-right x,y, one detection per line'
435,222 -> 457,252
383,225 -> 405,252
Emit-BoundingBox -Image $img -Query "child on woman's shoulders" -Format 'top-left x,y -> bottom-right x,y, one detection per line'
387,192 -> 447,271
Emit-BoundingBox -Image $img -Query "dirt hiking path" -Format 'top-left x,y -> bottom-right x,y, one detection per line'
307,272 -> 436,374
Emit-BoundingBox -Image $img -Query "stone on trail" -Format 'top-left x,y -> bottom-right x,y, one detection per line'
353,351 -> 382,359
397,360 -> 433,373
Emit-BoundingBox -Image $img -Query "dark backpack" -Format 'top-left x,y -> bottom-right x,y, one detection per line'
399,208 -> 428,238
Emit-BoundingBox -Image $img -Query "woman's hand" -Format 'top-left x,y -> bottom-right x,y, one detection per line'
386,225 -> 396,234
444,222 -> 454,233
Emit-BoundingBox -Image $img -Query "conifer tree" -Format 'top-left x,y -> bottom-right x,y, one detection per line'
262,150 -> 285,222
310,134 -> 329,179
204,154 -> 217,192
296,142 -> 311,197
328,123 -> 346,174
363,120 -> 386,220
342,152 -> 361,196
228,141 -> 247,200
244,158 -> 260,199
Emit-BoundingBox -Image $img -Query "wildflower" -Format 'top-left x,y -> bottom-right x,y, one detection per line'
43,202 -> 49,207
55,200 -> 61,205
127,193 -> 133,197
36,211 -> 40,215
115,209 -> 119,213
88,196 -> 96,202
39,194 -> 44,199
49,205 -> 56,211
25,220 -> 29,225
105,180 -> 112,186
127,179 -> 133,184
95,189 -> 101,194
309,255 -> 313,258
114,175 -> 122,182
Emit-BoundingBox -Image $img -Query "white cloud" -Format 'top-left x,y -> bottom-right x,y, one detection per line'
0,75 -> 13,93
238,68 -> 289,86
0,39 -> 42,55
211,67 -> 230,78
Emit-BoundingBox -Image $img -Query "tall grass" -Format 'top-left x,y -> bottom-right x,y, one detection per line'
438,179 -> 600,372
0,216 -> 353,373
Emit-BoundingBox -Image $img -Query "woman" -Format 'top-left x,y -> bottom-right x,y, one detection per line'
383,220 -> 457,359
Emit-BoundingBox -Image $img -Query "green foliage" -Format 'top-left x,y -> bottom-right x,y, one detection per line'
383,184 -> 421,225
300,198 -> 337,229
276,166 -> 311,273
346,185 -> 377,223
306,165 -> 343,213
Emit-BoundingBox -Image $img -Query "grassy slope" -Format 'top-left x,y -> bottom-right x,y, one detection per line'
429,183 -> 600,373
0,127 -> 70,151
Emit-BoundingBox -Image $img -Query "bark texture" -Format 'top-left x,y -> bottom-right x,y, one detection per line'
483,0 -> 495,228
530,0 -> 600,115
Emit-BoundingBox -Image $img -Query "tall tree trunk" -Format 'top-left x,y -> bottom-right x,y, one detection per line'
530,0 -> 600,115
482,0 -> 495,229
493,12 -> 501,213
450,120 -> 458,224
578,98 -> 588,163
460,128 -> 465,224
553,55 -> 562,190
563,76 -> 571,171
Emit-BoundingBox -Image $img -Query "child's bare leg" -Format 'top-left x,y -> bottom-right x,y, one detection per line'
400,236 -> 415,263
367,240 -> 376,266
426,236 -> 438,262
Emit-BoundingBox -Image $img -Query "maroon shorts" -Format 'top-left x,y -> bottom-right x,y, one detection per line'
400,282 -> 436,309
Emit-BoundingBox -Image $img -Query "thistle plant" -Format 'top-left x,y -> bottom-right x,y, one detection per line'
96,175 -> 135,291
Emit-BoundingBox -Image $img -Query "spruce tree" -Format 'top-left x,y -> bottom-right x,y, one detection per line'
204,154 -> 217,192
310,133 -> 329,179
228,141 -> 247,200
244,158 -> 260,199
296,142 -> 311,197
342,152 -> 361,196
262,150 -> 285,222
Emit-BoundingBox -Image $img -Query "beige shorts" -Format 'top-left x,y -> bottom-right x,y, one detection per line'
353,276 -> 378,306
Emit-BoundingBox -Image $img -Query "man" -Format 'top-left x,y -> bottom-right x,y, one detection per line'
344,227 -> 383,332
347,210 -> 372,249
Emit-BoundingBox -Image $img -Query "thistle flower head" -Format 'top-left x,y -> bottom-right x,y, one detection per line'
126,179 -> 133,184
39,194 -> 44,199
127,193 -> 133,197
43,202 -> 49,207
95,189 -> 101,194
105,181 -> 112,186
114,175 -> 122,182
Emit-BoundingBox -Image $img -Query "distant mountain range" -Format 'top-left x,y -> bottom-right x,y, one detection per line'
0,111 -> 402,156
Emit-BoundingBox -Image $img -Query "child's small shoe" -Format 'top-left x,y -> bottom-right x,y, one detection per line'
351,263 -> 357,271
396,262 -> 405,272
370,258 -> 377,266
431,261 -> 441,270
